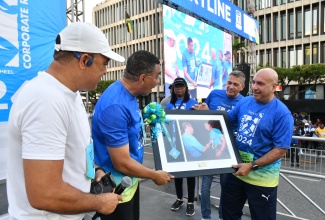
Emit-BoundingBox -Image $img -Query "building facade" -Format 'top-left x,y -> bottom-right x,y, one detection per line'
93,0 -> 164,103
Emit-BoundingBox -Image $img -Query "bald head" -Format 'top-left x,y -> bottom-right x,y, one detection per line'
255,68 -> 278,84
252,68 -> 278,103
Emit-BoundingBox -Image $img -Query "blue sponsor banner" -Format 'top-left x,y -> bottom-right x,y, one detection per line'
0,0 -> 66,122
163,5 -> 232,98
159,0 -> 260,45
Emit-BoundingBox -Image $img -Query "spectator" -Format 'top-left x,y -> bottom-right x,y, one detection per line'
6,22 -> 125,219
290,127 -> 301,167
166,77 -> 198,216
193,70 -> 246,220
222,51 -> 232,90
315,123 -> 325,155
92,50 -> 173,220
222,68 -> 293,220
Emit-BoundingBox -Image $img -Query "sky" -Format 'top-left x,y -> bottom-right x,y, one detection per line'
84,0 -> 103,23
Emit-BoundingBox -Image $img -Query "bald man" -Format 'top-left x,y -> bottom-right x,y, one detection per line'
208,49 -> 224,90
221,68 -> 294,220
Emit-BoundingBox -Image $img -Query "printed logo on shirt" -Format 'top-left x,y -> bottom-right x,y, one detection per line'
236,111 -> 264,146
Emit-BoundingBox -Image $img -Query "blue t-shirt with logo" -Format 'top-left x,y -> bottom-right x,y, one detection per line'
182,49 -> 196,81
92,80 -> 144,192
228,96 -> 293,187
205,89 -> 244,112
166,98 -> 198,110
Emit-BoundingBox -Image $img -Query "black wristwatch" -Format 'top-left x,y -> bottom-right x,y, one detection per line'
251,160 -> 259,170
95,167 -> 105,173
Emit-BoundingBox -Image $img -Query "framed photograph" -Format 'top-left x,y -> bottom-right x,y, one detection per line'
151,110 -> 242,178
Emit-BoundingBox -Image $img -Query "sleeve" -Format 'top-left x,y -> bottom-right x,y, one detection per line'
183,135 -> 204,152
97,104 -> 130,148
272,108 -> 294,149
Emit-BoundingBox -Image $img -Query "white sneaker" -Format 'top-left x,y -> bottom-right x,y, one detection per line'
299,149 -> 303,155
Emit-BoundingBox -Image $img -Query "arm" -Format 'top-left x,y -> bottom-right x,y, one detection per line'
183,66 -> 197,86
232,147 -> 287,176
216,136 -> 227,157
24,159 -> 121,215
108,144 -> 173,185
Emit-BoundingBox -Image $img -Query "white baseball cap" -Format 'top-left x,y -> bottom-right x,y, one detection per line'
165,29 -> 176,40
55,22 -> 125,62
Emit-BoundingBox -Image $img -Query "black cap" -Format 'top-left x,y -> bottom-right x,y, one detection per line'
173,77 -> 187,86
224,51 -> 231,56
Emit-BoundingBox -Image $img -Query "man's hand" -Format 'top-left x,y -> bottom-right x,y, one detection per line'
192,103 -> 209,110
152,170 -> 174,185
232,163 -> 253,176
96,193 -> 122,215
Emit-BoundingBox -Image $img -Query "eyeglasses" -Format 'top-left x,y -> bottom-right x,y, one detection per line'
145,74 -> 161,81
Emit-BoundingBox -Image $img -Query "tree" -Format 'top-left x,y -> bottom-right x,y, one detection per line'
256,64 -> 325,100
88,80 -> 115,105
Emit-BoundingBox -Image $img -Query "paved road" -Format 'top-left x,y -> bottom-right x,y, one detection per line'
1,146 -> 324,220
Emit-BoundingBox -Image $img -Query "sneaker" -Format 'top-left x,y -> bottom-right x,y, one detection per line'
171,199 -> 184,211
186,203 -> 195,216
296,164 -> 299,168
290,163 -> 294,167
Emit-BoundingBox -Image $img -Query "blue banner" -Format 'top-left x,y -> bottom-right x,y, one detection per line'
0,0 -> 66,122
159,0 -> 260,45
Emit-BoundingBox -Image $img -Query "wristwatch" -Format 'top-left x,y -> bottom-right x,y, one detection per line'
251,160 -> 259,170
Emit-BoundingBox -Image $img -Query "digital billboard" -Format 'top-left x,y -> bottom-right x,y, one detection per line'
159,0 -> 260,45
163,5 -> 232,99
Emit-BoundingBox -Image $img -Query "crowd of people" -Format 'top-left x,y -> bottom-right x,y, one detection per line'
6,21 -> 309,220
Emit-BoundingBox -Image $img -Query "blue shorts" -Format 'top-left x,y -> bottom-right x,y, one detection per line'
221,173 -> 277,220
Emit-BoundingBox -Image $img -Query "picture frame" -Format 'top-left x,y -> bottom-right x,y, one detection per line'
151,110 -> 242,178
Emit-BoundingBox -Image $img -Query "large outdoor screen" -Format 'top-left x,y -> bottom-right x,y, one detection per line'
163,5 -> 232,99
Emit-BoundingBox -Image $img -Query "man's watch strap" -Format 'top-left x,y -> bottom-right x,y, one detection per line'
95,167 -> 105,173
251,160 -> 259,170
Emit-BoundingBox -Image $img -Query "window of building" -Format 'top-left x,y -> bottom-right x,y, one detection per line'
322,3 -> 325,33
296,8 -> 302,38
273,0 -> 278,6
274,13 -> 279,41
273,48 -> 279,66
289,47 -> 294,67
259,0 -> 265,10
266,15 -> 271,42
281,47 -> 286,67
266,49 -> 272,66
312,43 -> 318,64
288,10 -> 294,39
260,16 -> 264,43
321,42 -> 325,63
312,6 -> 318,35
304,44 -> 311,64
296,45 -> 302,65
280,12 -> 286,40
304,7 -> 311,36
280,0 -> 286,4
259,50 -> 265,66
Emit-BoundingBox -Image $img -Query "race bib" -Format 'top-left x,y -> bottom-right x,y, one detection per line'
85,141 -> 95,180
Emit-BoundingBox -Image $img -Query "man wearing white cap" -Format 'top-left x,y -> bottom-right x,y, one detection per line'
164,29 -> 179,97
7,22 -> 125,220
